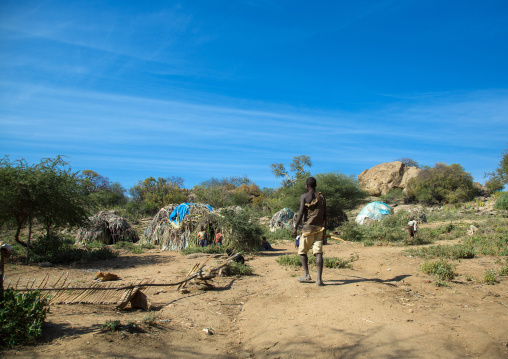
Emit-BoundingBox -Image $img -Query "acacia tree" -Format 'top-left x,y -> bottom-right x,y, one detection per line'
78,170 -> 128,209
485,144 -> 508,192
0,156 -> 90,247
128,176 -> 186,215
270,155 -> 312,187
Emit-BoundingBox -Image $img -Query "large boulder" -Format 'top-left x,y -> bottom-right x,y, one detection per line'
357,161 -> 422,196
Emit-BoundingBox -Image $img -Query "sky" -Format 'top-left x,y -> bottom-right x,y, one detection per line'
1,0 -> 507,191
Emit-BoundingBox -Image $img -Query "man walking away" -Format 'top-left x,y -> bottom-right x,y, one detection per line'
292,177 -> 327,286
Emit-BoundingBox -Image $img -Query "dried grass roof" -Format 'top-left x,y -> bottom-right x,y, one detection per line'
76,211 -> 139,245
143,203 -> 216,251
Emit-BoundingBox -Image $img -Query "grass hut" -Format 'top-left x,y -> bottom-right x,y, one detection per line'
75,211 -> 139,245
143,203 -> 216,251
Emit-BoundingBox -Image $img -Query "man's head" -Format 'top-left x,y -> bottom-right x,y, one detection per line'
306,177 -> 317,189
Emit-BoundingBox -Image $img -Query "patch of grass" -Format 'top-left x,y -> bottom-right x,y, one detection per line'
180,245 -> 225,255
142,311 -> 160,324
276,254 -> 355,269
264,228 -> 294,243
421,260 -> 456,281
406,244 -> 475,260
101,320 -> 121,332
498,260 -> 508,276
227,261 -> 254,276
481,270 -> 498,285
112,241 -> 154,254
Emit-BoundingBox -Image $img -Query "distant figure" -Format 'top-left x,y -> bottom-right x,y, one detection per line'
198,226 -> 208,247
408,220 -> 418,240
215,229 -> 223,246
295,235 -> 300,248
261,236 -> 273,250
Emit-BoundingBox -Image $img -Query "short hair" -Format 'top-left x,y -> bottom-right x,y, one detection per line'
306,177 -> 317,188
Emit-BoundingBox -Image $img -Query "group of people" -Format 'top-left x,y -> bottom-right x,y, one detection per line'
198,227 -> 223,247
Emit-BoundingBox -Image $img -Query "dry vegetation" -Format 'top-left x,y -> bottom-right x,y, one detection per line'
1,198 -> 507,358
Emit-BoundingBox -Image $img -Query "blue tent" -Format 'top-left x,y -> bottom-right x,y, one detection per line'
355,201 -> 393,224
169,203 -> 213,226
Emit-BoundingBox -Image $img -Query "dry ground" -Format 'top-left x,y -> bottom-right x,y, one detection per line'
2,236 -> 508,359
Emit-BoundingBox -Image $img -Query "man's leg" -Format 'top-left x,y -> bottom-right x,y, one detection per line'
316,253 -> 324,286
299,254 -> 311,281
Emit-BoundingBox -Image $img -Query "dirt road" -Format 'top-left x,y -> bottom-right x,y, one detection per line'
2,240 -> 507,358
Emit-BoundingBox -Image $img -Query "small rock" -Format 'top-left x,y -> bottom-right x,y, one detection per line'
40,261 -> 53,267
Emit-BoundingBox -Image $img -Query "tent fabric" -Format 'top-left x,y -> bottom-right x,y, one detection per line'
269,207 -> 295,232
169,203 -> 213,226
355,201 -> 393,225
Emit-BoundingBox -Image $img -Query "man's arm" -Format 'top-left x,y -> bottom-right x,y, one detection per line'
292,194 -> 306,237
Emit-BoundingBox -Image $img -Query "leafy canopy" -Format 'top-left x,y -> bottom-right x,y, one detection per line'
406,162 -> 477,204
0,156 -> 90,246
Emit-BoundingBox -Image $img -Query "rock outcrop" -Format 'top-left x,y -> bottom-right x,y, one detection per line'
357,161 -> 422,196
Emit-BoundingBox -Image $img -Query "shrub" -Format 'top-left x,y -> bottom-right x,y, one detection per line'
381,188 -> 404,204
0,289 -> 49,347
494,192 -> 508,210
101,320 -> 121,331
31,234 -> 118,264
421,260 -> 456,281
406,163 -> 477,204
217,208 -> 264,252
481,270 -> 498,285
228,261 -> 254,276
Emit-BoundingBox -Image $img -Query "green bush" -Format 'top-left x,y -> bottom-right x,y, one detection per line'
481,270 -> 498,285
494,192 -> 508,210
217,208 -> 264,252
101,320 -> 121,331
421,260 -> 456,281
181,245 -> 225,255
228,261 -> 254,276
0,289 -> 49,347
381,188 -> 404,204
31,234 -> 118,264
406,163 -> 477,205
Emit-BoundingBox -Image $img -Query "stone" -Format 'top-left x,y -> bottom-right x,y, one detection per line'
357,161 -> 422,196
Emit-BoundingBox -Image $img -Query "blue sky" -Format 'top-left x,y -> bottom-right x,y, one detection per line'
1,0 -> 507,190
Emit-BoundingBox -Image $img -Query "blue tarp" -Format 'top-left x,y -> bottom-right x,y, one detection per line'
169,203 -> 213,225
355,201 -> 393,224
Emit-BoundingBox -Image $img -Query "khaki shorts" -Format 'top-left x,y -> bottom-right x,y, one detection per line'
298,228 -> 324,255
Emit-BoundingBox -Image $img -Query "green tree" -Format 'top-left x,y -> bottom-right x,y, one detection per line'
0,156 -> 90,247
275,171 -> 367,228
128,176 -> 186,215
79,170 -> 110,194
406,163 -> 477,204
485,144 -> 508,192
193,176 -> 259,208
395,157 -> 421,168
270,155 -> 312,187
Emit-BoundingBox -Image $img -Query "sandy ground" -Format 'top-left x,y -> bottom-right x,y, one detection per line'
2,239 -> 508,359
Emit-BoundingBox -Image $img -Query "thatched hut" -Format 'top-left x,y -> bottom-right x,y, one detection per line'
142,203 -> 216,251
75,211 -> 139,245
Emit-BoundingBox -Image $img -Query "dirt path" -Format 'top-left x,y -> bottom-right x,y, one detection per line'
2,240 -> 508,358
